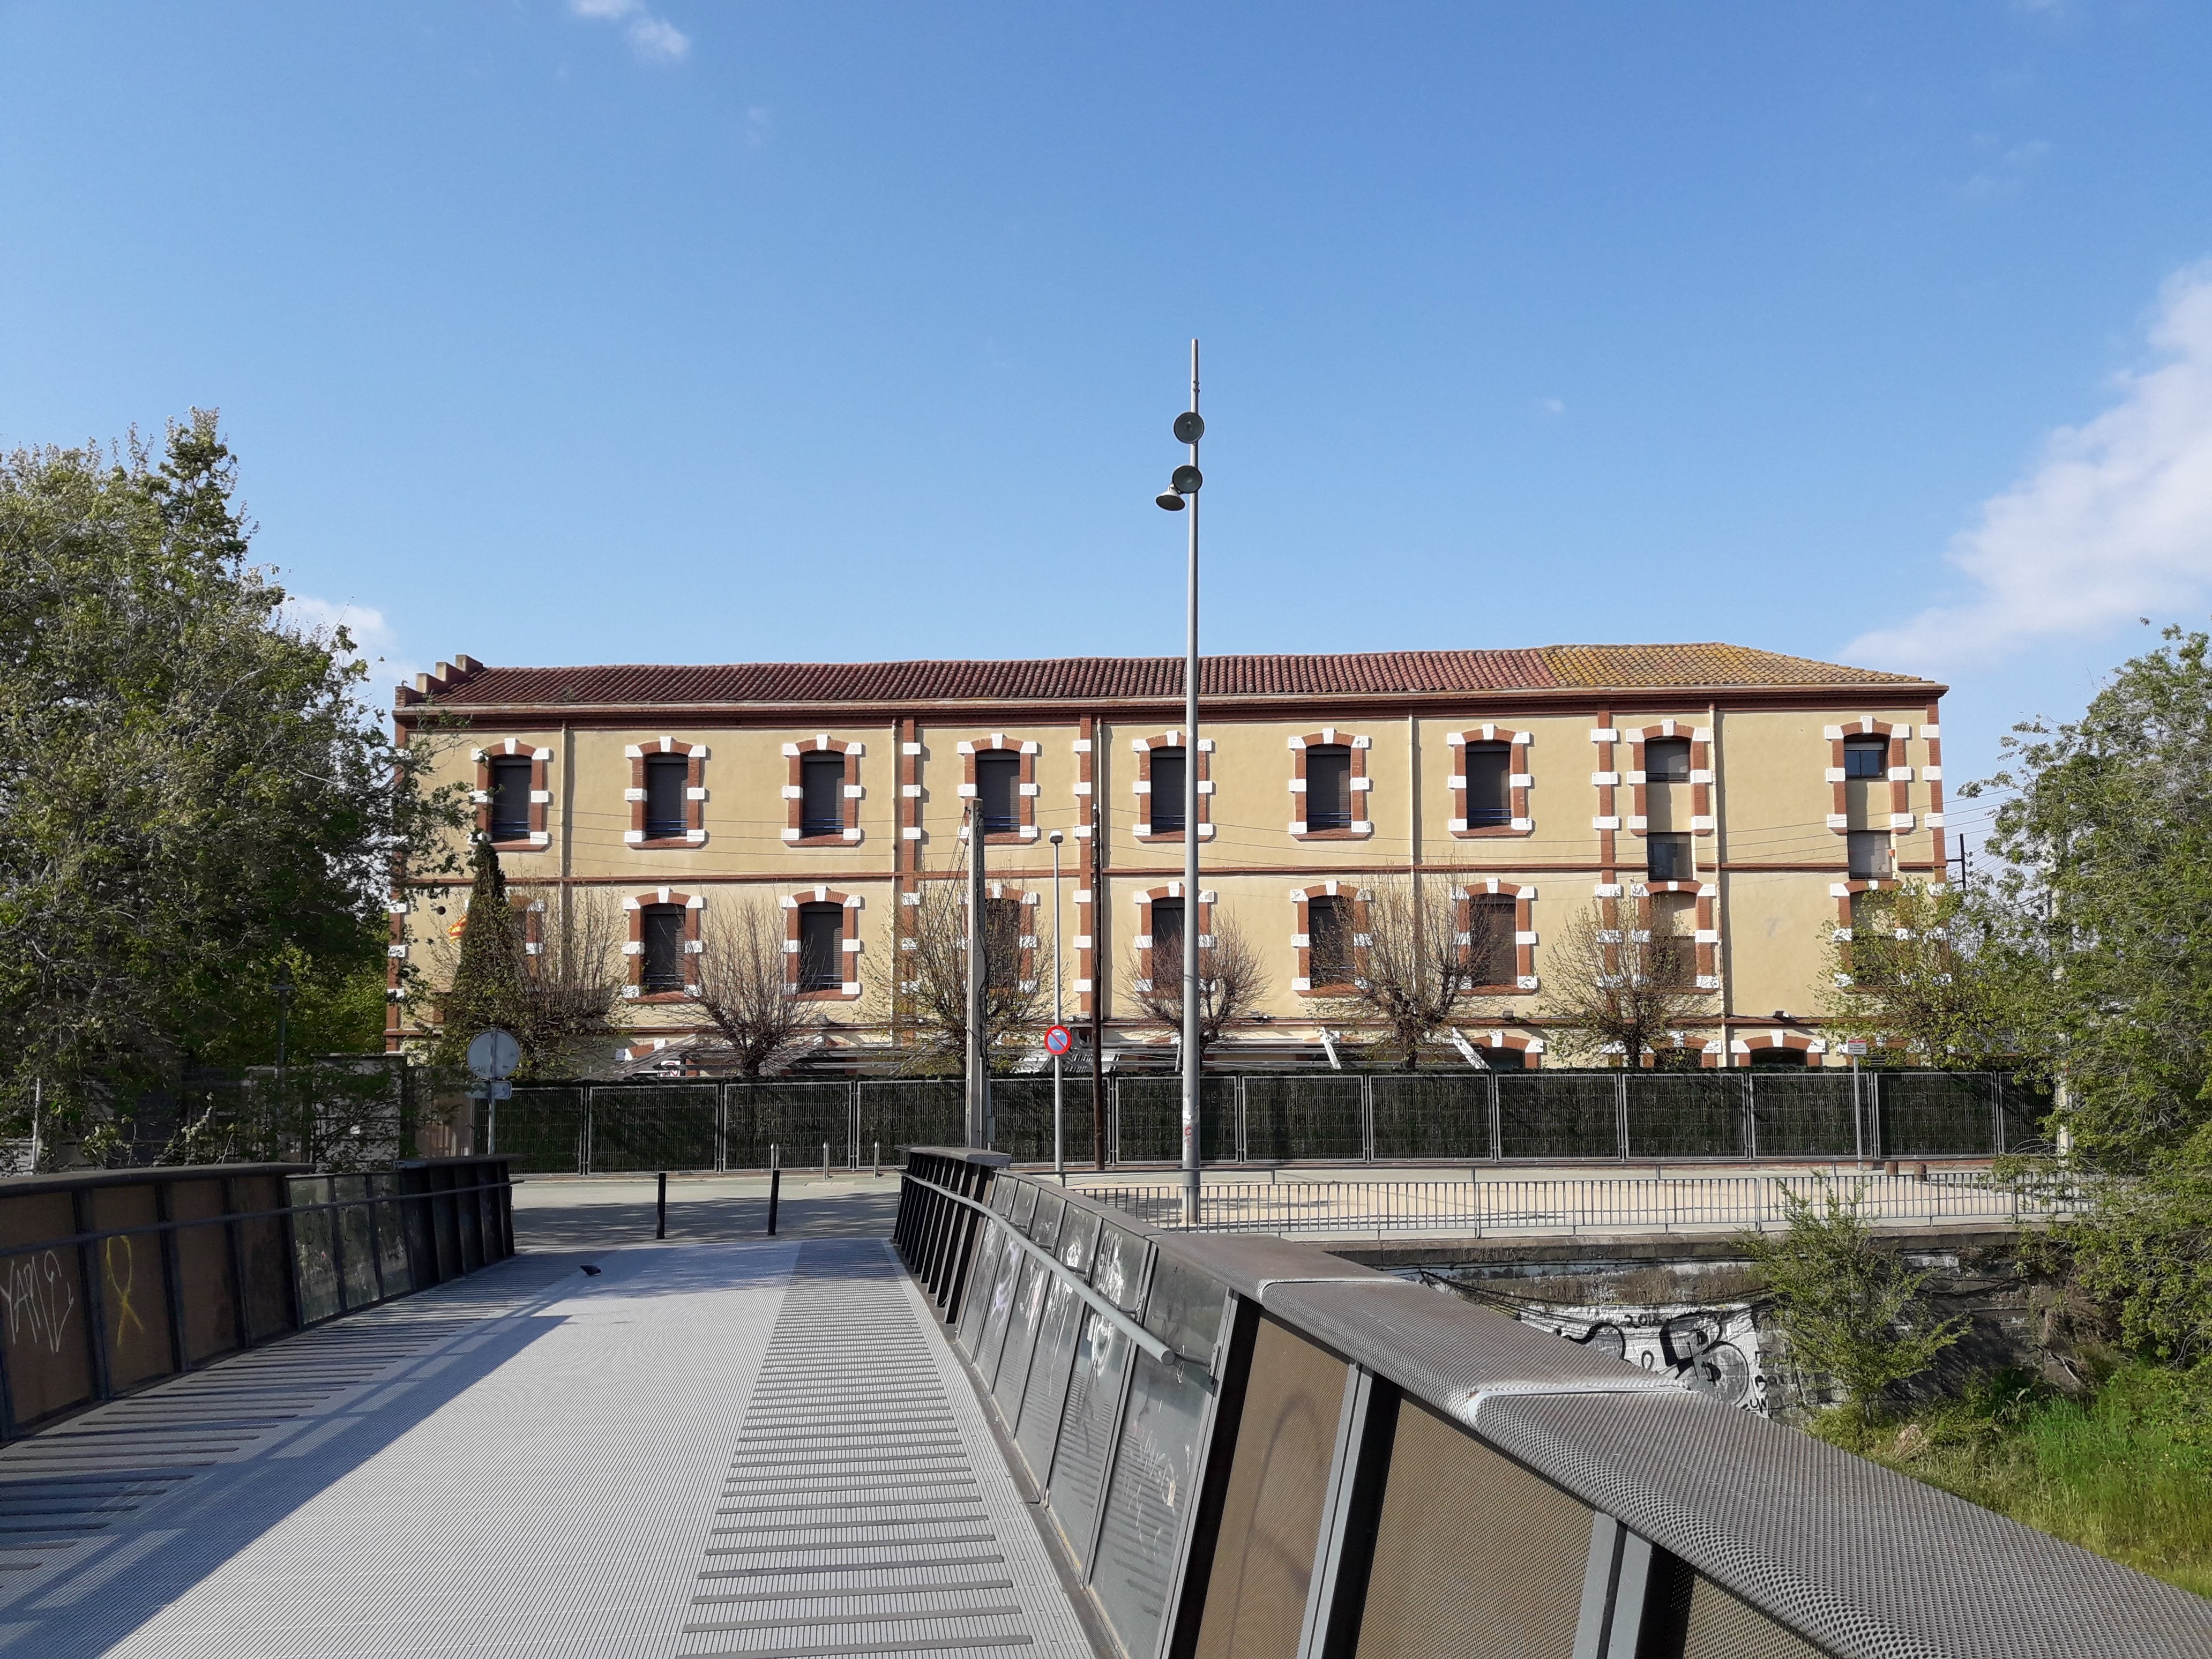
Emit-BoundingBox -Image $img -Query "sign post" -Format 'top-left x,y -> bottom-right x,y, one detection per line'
467,1029 -> 520,1156
1842,1039 -> 1869,1168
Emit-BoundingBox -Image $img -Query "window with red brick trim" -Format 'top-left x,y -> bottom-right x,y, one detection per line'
623,887 -> 701,1000
1823,718 -> 1912,842
1454,880 -> 1537,992
625,738 -> 707,849
473,739 -> 552,850
1131,731 -> 1215,842
1289,730 -> 1371,840
1290,882 -> 1366,993
782,736 -> 864,847
1623,721 -> 1714,840
781,887 -> 864,1000
1132,885 -> 1212,992
1447,726 -> 1533,839
958,735 -> 1038,845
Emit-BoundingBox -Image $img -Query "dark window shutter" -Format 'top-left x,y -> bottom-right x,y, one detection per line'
641,905 -> 685,992
801,754 -> 845,838
1306,747 -> 1351,829
1463,744 -> 1510,826
977,754 -> 1021,833
1149,749 -> 1186,832
798,903 -> 843,990
490,758 -> 532,840
645,756 -> 689,840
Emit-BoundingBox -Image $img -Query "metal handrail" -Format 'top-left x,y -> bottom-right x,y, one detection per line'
905,1171 -> 1178,1369
0,1170 -> 514,1259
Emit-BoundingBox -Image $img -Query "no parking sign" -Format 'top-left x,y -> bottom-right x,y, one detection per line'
1043,1025 -> 1073,1057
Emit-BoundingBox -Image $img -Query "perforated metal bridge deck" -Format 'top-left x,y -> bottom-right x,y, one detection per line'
0,1238 -> 1092,1658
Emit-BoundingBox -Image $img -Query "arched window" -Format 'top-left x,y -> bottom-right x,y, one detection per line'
1467,894 -> 1516,987
488,757 -> 533,841
1462,742 -> 1511,828
960,736 -> 1039,843
976,753 -> 1020,835
1748,1047 -> 1807,1070
1305,745 -> 1352,831
474,739 -> 551,849
639,904 -> 686,993
984,895 -> 1025,990
1650,892 -> 1697,988
1645,737 -> 1692,783
796,902 -> 843,991
1149,748 -> 1187,833
1307,895 -> 1351,987
625,738 -> 707,848
643,755 -> 689,841
1290,730 -> 1371,840
800,756 -> 845,839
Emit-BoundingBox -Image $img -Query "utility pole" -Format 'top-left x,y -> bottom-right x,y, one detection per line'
1946,836 -> 1972,891
966,798 -> 989,1149
1089,796 -> 1105,1170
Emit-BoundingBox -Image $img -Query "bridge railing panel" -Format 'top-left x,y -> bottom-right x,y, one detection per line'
894,1148 -> 2212,1659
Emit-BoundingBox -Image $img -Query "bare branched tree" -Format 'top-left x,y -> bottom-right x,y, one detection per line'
1126,909 -> 1270,1064
691,895 -> 821,1078
420,885 -> 630,1079
886,873 -> 1053,1073
523,890 -> 632,1078
1320,875 -> 1500,1069
1545,898 -> 1714,1068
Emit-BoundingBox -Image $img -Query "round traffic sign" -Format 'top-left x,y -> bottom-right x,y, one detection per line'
1043,1025 -> 1074,1057
467,1028 -> 521,1081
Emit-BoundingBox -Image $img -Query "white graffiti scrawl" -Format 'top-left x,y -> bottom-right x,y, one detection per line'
1,1250 -> 80,1354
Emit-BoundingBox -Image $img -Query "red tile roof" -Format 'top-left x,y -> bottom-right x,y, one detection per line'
399,644 -> 1931,710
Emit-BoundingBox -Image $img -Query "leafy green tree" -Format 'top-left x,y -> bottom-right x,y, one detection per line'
1969,625 -> 2212,1170
421,841 -> 628,1080
0,413 -> 467,1153
1740,1189 -> 1967,1424
1817,879 -> 2019,1068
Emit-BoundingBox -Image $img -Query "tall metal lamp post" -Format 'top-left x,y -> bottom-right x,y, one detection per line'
1155,340 -> 1204,1225
1049,829 -> 1066,1184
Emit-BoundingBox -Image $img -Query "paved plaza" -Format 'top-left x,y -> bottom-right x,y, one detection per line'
0,1224 -> 1090,1658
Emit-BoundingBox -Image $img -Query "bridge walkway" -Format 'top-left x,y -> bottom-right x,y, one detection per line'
0,1236 -> 1092,1659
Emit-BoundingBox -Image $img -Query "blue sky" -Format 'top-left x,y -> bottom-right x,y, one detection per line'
7,3 -> 2212,847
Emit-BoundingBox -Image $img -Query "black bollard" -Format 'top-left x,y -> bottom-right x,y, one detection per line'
767,1167 -> 781,1236
656,1170 -> 667,1240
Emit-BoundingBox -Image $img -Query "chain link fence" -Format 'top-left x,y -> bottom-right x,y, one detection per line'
473,1068 -> 2050,1173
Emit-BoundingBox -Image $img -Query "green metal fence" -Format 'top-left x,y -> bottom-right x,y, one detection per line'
480,1068 -> 2050,1171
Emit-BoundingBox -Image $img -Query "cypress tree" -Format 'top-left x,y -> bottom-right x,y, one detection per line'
431,838 -> 527,1066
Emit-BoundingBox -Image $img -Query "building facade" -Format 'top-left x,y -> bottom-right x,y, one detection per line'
390,644 -> 1948,1070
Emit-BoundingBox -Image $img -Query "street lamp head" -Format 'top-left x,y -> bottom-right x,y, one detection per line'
1171,464 -> 1203,494
1049,830 -> 1064,845
1173,410 -> 1205,445
1155,488 -> 1185,511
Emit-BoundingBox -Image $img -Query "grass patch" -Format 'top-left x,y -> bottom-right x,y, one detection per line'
1816,1361 -> 2212,1598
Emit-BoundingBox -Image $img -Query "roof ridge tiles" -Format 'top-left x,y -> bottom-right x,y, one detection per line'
395,644 -> 1933,709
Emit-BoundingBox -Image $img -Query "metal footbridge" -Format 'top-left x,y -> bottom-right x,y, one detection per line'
0,1153 -> 2206,1658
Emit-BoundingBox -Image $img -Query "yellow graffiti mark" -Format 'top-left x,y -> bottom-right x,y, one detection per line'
103,1236 -> 145,1341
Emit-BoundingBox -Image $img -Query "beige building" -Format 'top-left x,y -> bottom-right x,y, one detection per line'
389,644 -> 1948,1070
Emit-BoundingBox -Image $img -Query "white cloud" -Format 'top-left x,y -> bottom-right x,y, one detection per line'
282,594 -> 425,718
1848,263 -> 2212,674
567,0 -> 690,64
